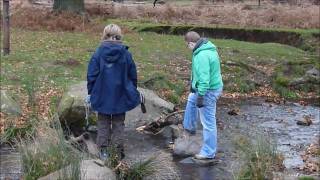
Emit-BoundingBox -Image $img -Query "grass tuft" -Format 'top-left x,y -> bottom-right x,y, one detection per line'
124,157 -> 156,180
235,134 -> 284,180
19,120 -> 83,180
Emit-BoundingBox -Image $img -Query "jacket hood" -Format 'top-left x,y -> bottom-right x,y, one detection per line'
100,41 -> 128,63
193,40 -> 216,55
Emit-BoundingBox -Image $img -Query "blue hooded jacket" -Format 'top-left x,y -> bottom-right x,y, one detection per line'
87,41 -> 141,114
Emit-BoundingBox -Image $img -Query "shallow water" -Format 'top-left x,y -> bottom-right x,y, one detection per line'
174,100 -> 319,180
0,145 -> 22,180
1,100 -> 319,179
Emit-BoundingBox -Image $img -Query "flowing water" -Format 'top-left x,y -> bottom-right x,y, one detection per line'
1,99 -> 319,179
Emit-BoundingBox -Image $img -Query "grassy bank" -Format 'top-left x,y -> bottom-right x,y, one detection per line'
1,27 -> 318,106
105,19 -> 319,52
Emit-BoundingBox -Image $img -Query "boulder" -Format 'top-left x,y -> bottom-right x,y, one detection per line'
0,90 -> 22,116
306,67 -> 320,80
57,81 -> 175,129
126,87 -> 174,128
39,159 -> 116,180
57,81 -> 88,126
173,131 -> 203,157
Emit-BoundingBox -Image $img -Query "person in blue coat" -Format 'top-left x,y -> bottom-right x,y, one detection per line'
87,24 -> 141,160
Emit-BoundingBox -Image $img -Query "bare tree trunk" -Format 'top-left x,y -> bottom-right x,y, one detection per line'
2,0 -> 10,55
53,0 -> 85,13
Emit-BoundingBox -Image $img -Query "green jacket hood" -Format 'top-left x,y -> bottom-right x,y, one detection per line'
193,41 -> 217,55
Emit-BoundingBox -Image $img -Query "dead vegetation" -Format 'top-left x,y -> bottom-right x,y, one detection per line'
300,140 -> 320,174
111,3 -> 320,29
7,1 -> 320,30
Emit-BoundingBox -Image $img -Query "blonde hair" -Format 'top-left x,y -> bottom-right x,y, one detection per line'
184,31 -> 200,43
101,24 -> 122,41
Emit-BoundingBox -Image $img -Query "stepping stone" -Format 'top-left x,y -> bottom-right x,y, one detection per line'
179,157 -> 221,167
191,157 -> 221,167
179,157 -> 195,164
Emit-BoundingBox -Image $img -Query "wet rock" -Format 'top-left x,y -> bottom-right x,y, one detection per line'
179,157 -> 221,167
179,157 -> 195,164
173,131 -> 202,157
156,125 -> 173,139
38,159 -> 116,180
227,108 -> 240,116
170,124 -> 182,139
191,157 -> 221,167
156,125 -> 182,138
297,115 -> 313,126
57,81 -> 174,129
290,67 -> 320,87
0,90 -> 22,116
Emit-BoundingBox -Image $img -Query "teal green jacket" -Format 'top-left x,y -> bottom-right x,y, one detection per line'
191,40 -> 223,96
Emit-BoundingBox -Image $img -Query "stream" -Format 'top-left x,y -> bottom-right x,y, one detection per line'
1,98 -> 319,179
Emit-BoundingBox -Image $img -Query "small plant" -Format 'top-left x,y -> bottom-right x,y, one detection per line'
1,117 -> 37,144
105,146 -> 157,180
105,145 -> 122,169
275,75 -> 290,87
124,157 -> 156,180
21,70 -> 39,109
235,134 -> 284,180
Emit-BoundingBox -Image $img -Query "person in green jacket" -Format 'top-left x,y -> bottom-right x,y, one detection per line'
183,31 -> 223,160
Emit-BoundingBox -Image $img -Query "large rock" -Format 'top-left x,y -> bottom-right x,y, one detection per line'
57,81 -> 88,126
126,87 -> 175,129
173,131 -> 203,157
57,81 -> 175,129
306,67 -> 320,81
0,90 -> 22,116
39,159 -> 116,180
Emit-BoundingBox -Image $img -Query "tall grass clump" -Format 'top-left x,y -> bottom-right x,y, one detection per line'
235,134 -> 284,180
123,157 -> 156,180
105,145 -> 156,180
19,120 -> 83,180
0,116 -> 37,144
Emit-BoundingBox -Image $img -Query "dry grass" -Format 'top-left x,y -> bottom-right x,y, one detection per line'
10,7 -> 96,32
111,3 -> 320,29
7,1 -> 319,31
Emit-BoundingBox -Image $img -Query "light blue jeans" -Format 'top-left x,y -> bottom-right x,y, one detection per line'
183,88 -> 223,158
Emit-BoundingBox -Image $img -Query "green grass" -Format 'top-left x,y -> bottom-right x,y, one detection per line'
299,176 -> 316,180
1,27 -> 318,106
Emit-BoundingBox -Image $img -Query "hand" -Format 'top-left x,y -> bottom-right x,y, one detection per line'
140,92 -> 146,113
196,95 -> 204,108
85,95 -> 91,105
190,86 -> 196,93
140,92 -> 145,104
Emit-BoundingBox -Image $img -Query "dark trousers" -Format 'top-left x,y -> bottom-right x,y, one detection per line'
97,113 -> 125,149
